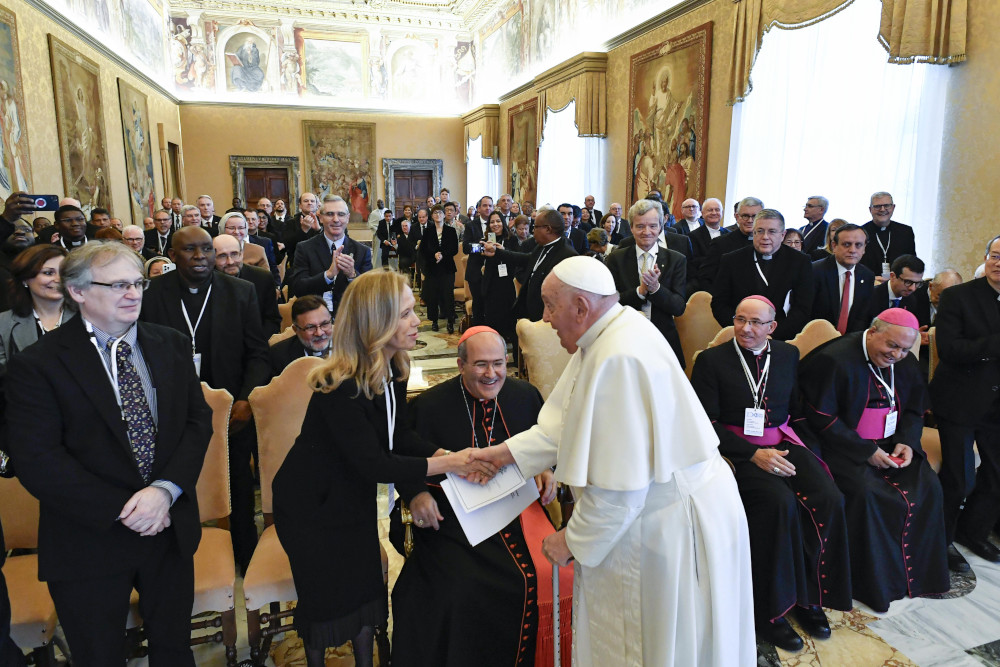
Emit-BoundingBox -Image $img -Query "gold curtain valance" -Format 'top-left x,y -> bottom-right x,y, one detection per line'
878,0 -> 967,64
462,104 -> 500,162
534,52 -> 608,138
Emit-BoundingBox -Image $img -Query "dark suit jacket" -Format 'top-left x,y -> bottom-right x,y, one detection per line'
929,278 -> 1000,423
282,213 -> 321,264
699,230 -> 752,289
141,271 -> 271,402
673,218 -> 704,236
418,224 -> 459,277
269,335 -> 313,377
689,224 -> 728,259
201,215 -> 221,237
288,234 -> 373,312
618,231 -> 695,295
462,217 -> 489,280
799,220 -> 829,255
711,244 -> 815,340
859,221 -> 917,276
605,245 -> 687,366
811,256 -> 876,333
866,281 -> 928,326
235,265 -> 281,338
144,229 -> 173,256
493,239 -> 578,321
6,315 -> 212,581
567,227 -> 588,255
249,234 -> 280,286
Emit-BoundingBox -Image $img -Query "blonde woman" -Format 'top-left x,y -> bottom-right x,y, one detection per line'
272,269 -> 494,667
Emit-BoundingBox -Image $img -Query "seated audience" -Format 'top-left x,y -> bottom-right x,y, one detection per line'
699,196 -> 761,288
586,228 -> 613,262
811,223 -> 876,334
213,234 -> 281,338
123,224 -> 157,260
145,256 -> 171,278
221,211 -> 270,274
868,254 -> 927,325
269,295 -> 332,375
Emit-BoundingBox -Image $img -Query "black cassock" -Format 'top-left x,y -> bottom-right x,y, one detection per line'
391,376 -> 571,667
800,332 -> 949,613
691,340 -> 851,627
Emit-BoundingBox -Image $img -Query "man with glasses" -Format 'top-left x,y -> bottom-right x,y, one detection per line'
51,204 -> 90,250
698,196 -> 761,289
268,295 -> 332,375
799,196 -> 830,255
122,224 -> 157,260
691,295 -> 850,652
868,254 -> 927,324
859,192 -> 916,279
930,236 -> 1000,571
141,226 -> 271,573
7,241 -> 212,665
674,198 -> 703,236
711,208 -> 815,340
289,195 -> 372,315
214,233 -> 281,338
145,209 -> 174,256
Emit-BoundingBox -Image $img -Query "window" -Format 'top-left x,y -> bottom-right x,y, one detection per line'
536,101 -> 607,210
466,135 -> 500,206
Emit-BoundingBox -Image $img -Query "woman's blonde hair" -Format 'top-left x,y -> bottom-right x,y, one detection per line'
307,268 -> 412,399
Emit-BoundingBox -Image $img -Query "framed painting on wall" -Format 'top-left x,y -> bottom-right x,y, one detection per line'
117,79 -> 156,225
299,31 -> 367,99
0,6 -> 31,200
508,99 -> 538,207
302,120 -> 375,221
49,35 -> 112,213
626,22 -> 712,220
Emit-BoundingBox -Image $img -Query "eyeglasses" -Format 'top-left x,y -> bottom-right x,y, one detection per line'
784,239 -> 803,247
987,254 -> 1000,263
736,213 -> 755,221
319,211 -> 349,219
294,319 -> 333,334
753,229 -> 784,237
89,279 -> 150,293
733,316 -> 774,328
871,203 -> 894,210
899,278 -> 924,289
803,204 -> 822,209
681,204 -> 699,209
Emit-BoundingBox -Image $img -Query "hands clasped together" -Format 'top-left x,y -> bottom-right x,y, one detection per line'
119,486 -> 172,537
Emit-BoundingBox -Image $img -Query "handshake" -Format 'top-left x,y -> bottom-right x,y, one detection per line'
437,443 -> 516,483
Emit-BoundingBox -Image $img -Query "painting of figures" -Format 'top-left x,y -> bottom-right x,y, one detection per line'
480,2 -> 524,89
301,33 -> 366,98
626,23 -> 712,219
49,35 -> 111,213
117,79 -> 156,226
302,121 -> 375,221
224,32 -> 270,93
0,7 -> 31,200
508,99 -> 538,206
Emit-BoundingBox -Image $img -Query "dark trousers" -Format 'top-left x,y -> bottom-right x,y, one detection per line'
0,565 -> 26,666
230,425 -> 259,571
47,532 -> 195,667
423,273 -> 455,324
938,402 -> 1000,543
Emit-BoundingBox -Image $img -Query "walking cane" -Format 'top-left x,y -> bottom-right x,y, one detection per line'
552,484 -> 576,667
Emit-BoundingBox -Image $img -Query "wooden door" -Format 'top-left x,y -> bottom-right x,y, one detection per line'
393,169 -> 432,217
244,168 -> 289,210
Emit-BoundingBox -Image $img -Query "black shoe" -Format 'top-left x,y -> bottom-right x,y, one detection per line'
793,605 -> 831,639
955,534 -> 1000,562
447,321 -> 455,334
947,544 -> 972,573
431,321 -> 439,332
760,617 -> 803,652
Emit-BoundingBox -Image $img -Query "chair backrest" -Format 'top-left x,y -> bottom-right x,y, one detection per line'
196,383 -> 234,522
269,326 -> 296,346
249,356 -> 325,514
908,327 -> 921,360
0,475 -> 38,549
706,326 -> 735,348
787,319 -> 840,358
516,318 -> 571,400
278,296 -> 296,333
455,250 -> 468,290
674,291 -> 722,378
928,326 -> 939,382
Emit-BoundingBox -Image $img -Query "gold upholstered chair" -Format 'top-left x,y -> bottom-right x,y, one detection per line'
928,326 -> 939,381
278,296 -> 296,333
690,325 -> 735,368
787,319 -> 840,359
268,326 -> 296,346
674,291 -> 723,378
515,318 -> 572,400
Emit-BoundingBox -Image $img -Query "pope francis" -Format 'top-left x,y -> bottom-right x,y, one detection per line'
473,255 -> 754,666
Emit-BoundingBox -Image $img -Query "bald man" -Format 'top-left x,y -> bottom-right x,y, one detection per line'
213,234 -> 281,338
673,198 -> 702,236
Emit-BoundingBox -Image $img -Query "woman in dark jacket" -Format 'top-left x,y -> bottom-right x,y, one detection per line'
481,211 -> 517,341
418,204 -> 458,333
272,270 -> 493,667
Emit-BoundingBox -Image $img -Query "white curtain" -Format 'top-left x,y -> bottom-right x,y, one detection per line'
724,0 -> 948,271
466,135 -> 500,207
536,101 -> 608,211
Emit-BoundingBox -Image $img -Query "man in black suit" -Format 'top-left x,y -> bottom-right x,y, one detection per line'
124,224 -> 159,261
559,203 -> 588,255
245,209 -> 280,285
289,195 -> 372,315
496,193 -> 515,228
867,254 -> 927,324
605,199 -> 687,367
269,295 -> 332,375
214,233 -> 282,338
617,205 -> 696,296
811,223 -> 876,334
930,236 -> 1000,570
859,192 -> 917,278
144,208 -> 174,257
699,196 -> 762,289
463,195 -> 493,325
799,196 -> 830,256
283,192 -> 321,265
141,226 -> 270,572
689,198 -> 728,280
606,202 -> 631,241
583,194 -> 603,230
8,241 -> 212,665
673,198 -> 703,236
711,208 -> 815,340
51,204 -> 92,251
195,195 -> 221,237
170,197 -> 184,231
483,207 -> 577,321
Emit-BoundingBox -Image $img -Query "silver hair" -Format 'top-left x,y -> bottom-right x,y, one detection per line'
870,191 -> 893,205
196,194 -> 214,204
322,194 -> 349,211
62,241 -> 143,300
808,195 -> 829,212
737,196 -> 764,210
702,197 -> 722,209
628,199 -> 664,226
181,204 -> 199,215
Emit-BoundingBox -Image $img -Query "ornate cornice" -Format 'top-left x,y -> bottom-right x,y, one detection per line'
532,52 -> 608,92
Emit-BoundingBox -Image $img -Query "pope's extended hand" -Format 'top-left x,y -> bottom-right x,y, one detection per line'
542,529 -> 573,567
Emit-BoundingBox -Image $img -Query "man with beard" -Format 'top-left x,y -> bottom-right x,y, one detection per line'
268,295 -> 332,375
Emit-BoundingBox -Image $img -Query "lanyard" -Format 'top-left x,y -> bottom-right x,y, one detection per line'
180,285 -> 212,353
533,243 -> 554,272
733,338 -> 770,409
754,256 -> 769,287
382,377 -> 396,453
85,319 -> 123,410
158,235 -> 168,253
861,332 -> 895,410
875,229 -> 891,260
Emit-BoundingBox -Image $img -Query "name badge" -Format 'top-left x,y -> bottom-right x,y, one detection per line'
193,352 -> 202,377
498,263 -> 508,278
744,408 -> 766,437
881,262 -> 891,279
883,410 -> 897,438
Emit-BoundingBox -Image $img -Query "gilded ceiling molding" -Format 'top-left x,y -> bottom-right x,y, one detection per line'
462,104 -> 500,162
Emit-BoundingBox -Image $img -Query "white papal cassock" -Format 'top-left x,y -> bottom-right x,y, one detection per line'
506,303 -> 755,666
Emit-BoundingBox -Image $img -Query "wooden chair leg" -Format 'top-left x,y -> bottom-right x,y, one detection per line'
221,608 -> 238,667
247,607 -> 263,666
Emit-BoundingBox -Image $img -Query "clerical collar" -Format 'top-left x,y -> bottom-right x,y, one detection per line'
541,237 -> 561,248
575,302 -> 625,351
742,342 -> 769,357
182,271 -> 213,294
60,236 -> 87,250
755,249 -> 774,261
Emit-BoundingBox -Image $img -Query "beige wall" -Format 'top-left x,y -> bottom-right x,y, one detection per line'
9,0 -> 181,220
935,0 -> 1000,276
178,105 -> 467,213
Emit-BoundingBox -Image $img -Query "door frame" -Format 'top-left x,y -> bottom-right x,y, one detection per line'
229,155 -> 300,208
382,158 -> 443,210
